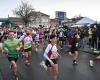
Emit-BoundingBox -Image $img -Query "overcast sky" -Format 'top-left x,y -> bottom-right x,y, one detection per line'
0,0 -> 100,21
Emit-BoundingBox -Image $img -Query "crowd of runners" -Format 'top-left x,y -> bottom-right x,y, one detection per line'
0,25 -> 100,80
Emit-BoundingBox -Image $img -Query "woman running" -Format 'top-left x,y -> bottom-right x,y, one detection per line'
44,35 -> 60,80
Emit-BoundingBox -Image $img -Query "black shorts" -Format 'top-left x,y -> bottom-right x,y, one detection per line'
71,50 -> 77,54
24,47 -> 32,52
45,59 -> 58,67
70,46 -> 78,52
8,57 -> 18,62
59,37 -> 63,41
39,37 -> 44,40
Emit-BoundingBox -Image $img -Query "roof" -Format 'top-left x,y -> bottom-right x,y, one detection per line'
40,12 -> 50,17
34,12 -> 50,17
9,17 -> 24,22
50,19 -> 59,22
76,17 -> 96,25
0,18 -> 9,22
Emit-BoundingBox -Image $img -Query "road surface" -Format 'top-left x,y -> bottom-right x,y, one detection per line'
0,45 -> 100,80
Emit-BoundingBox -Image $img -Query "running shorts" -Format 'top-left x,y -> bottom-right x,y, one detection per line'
59,37 -> 63,41
45,59 -> 58,67
8,57 -> 18,62
24,47 -> 32,52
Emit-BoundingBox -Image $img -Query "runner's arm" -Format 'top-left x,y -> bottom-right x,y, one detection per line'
16,40 -> 22,51
2,42 -> 8,54
31,36 -> 35,44
43,44 -> 54,64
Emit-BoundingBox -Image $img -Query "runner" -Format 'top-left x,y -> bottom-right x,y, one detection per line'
58,29 -> 64,49
34,29 -> 40,51
89,25 -> 100,67
44,35 -> 60,80
0,42 -> 3,53
39,29 -> 45,45
69,33 -> 79,65
89,55 -> 100,67
3,31 -> 22,80
19,30 -> 33,65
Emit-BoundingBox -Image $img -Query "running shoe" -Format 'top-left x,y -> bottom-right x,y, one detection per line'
14,75 -> 18,80
25,61 -> 30,66
73,61 -> 78,65
35,48 -> 38,52
12,73 -> 18,80
93,50 -> 100,54
89,60 -> 94,67
40,61 -> 47,70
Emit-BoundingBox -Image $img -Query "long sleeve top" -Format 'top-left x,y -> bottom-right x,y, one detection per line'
43,44 -> 58,63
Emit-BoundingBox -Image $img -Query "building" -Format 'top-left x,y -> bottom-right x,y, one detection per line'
31,12 -> 50,28
50,19 -> 59,28
8,12 -> 50,28
55,11 -> 67,22
9,17 -> 24,27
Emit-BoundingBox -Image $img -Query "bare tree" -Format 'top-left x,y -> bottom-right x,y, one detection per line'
13,1 -> 37,27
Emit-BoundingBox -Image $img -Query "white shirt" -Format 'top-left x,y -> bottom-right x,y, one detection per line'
44,44 -> 58,63
59,31 -> 63,37
19,35 -> 32,48
32,30 -> 36,35
23,36 -> 32,45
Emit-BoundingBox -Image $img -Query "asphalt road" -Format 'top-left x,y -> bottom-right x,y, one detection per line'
0,45 -> 100,80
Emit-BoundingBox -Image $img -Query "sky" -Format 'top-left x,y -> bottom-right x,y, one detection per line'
0,0 -> 100,21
